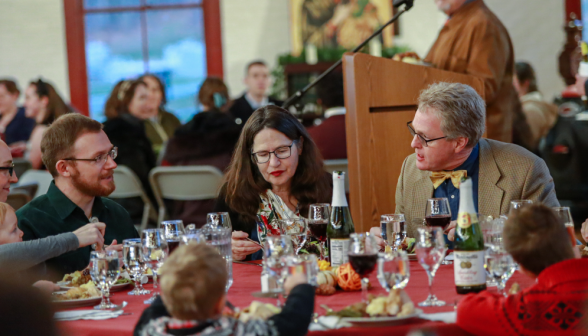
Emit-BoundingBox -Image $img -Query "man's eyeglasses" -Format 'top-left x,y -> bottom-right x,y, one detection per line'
0,163 -> 15,177
407,122 -> 447,147
63,147 -> 118,165
251,141 -> 296,164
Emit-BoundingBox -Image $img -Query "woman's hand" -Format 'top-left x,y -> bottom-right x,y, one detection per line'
232,231 -> 261,261
581,218 -> 588,243
369,227 -> 385,251
73,223 -> 106,248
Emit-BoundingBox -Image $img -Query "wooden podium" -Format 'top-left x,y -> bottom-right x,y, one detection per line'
342,53 -> 485,233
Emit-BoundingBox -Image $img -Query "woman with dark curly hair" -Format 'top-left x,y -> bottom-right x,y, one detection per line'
214,105 -> 332,261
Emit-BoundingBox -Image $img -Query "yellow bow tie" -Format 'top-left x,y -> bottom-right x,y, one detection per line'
430,170 -> 467,189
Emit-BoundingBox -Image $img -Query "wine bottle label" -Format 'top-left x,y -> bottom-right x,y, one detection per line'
330,238 -> 350,267
457,212 -> 478,229
454,251 -> 486,286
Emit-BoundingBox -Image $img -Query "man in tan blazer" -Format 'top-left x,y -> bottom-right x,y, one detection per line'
371,82 -> 559,244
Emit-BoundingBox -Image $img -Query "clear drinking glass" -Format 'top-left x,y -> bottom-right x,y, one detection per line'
123,240 -> 150,295
277,218 -> 308,255
425,198 -> 451,265
415,226 -> 447,307
508,200 -> 533,215
202,225 -> 233,292
264,235 -> 294,305
308,203 -> 330,260
553,206 -> 577,246
380,214 -> 406,251
141,229 -> 169,304
285,254 -> 319,286
479,214 -> 498,287
485,245 -> 516,297
90,250 -> 120,309
377,250 -> 410,291
161,220 -> 185,255
207,212 -> 232,230
348,233 -> 379,303
181,231 -> 206,245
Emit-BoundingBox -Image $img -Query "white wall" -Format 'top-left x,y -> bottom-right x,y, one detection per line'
0,0 -> 70,102
0,0 -> 567,108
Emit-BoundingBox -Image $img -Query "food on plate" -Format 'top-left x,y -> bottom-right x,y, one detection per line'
237,301 -> 281,322
315,284 -> 336,296
317,270 -> 337,287
326,289 -> 415,318
336,263 -> 363,291
400,237 -> 416,253
61,270 -> 92,286
115,277 -> 133,285
365,289 -> 415,317
54,282 -> 100,301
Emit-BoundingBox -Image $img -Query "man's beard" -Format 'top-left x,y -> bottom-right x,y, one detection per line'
71,170 -> 115,197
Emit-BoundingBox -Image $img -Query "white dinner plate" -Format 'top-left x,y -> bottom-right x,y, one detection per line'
341,308 -> 422,327
57,281 -> 132,292
51,291 -> 102,309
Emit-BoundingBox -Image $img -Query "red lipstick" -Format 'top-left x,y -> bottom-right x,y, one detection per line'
270,170 -> 284,177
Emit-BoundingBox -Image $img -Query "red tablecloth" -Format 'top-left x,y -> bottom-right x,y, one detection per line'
57,260 -> 535,336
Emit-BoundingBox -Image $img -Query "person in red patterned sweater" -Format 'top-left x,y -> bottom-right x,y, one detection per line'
457,204 -> 588,335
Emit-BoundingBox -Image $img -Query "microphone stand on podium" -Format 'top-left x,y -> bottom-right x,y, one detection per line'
281,0 -> 415,110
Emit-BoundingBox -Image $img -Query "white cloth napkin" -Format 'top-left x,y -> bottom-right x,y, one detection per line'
420,311 -> 456,324
54,309 -> 125,321
308,316 -> 352,331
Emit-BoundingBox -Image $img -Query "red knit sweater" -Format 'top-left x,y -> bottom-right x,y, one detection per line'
457,258 -> 588,336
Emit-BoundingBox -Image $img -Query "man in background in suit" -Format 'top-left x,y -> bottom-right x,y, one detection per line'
307,72 -> 347,160
370,82 -> 559,243
229,60 -> 283,125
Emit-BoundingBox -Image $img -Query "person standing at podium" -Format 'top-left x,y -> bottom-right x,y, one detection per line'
395,0 -> 519,144
369,82 -> 558,243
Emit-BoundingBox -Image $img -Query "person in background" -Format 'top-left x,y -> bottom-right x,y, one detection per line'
162,77 -> 241,225
103,79 -> 157,223
17,113 -> 139,280
23,79 -> 73,168
229,60 -> 283,126
214,106 -> 331,261
369,82 -> 559,246
0,79 -> 35,147
135,243 -> 314,336
306,72 -> 347,160
137,74 -> 182,157
457,204 -> 588,335
513,61 -> 558,152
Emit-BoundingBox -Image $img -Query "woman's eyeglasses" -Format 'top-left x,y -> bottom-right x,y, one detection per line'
251,141 -> 296,164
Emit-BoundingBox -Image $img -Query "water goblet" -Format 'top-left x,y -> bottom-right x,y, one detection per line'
207,212 -> 232,230
348,233 -> 379,303
380,214 -> 406,251
285,254 -> 319,286
264,235 -> 294,305
123,240 -> 150,295
415,226 -> 447,307
377,250 -> 410,291
89,250 -> 120,309
141,229 -> 169,304
308,203 -> 330,260
161,220 -> 185,255
277,218 -> 308,255
485,245 -> 516,297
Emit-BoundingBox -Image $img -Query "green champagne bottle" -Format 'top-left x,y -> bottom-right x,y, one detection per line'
454,177 -> 487,294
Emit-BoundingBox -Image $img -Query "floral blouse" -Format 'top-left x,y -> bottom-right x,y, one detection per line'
256,190 -> 302,246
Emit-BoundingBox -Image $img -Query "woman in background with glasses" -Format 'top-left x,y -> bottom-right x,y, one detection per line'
22,78 -> 74,169
214,105 -> 332,261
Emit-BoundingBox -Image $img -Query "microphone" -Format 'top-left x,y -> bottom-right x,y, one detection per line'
393,0 -> 414,9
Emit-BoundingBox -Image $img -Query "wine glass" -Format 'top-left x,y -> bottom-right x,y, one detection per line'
89,250 -> 120,309
380,214 -> 406,251
181,231 -> 206,245
308,204 -> 330,260
141,229 -> 169,304
348,233 -> 379,303
264,235 -> 294,305
425,198 -> 451,265
207,212 -> 232,230
277,218 -> 308,255
415,226 -> 447,307
508,200 -> 533,215
123,240 -> 150,295
552,206 -> 577,246
285,254 -> 319,286
161,220 -> 185,255
377,250 -> 410,291
485,245 -> 516,297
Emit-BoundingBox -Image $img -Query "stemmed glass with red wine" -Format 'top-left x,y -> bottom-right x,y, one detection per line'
348,233 -> 379,303
425,198 -> 451,265
161,220 -> 185,255
308,204 -> 330,260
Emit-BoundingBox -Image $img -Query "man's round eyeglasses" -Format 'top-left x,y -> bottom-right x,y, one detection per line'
251,141 -> 296,164
0,163 -> 14,177
63,147 -> 118,164
407,122 -> 447,147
